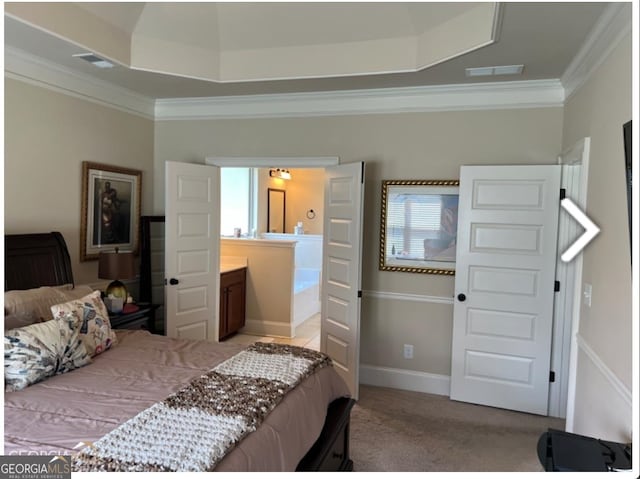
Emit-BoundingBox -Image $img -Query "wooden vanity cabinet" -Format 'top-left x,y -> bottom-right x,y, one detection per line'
219,267 -> 247,340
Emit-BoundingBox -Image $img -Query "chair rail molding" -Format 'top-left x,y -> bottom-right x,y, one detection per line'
363,290 -> 454,305
575,334 -> 632,407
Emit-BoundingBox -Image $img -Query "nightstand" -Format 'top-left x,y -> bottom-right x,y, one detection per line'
108,303 -> 159,333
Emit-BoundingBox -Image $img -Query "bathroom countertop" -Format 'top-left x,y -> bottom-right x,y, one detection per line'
220,264 -> 247,274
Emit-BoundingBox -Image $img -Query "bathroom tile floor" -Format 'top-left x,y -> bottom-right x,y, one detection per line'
222,314 -> 321,351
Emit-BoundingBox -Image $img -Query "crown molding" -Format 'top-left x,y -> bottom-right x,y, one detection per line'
561,3 -> 632,101
4,46 -> 155,119
6,44 -> 566,122
154,80 -> 564,120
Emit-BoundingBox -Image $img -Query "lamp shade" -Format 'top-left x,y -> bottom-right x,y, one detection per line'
98,250 -> 136,280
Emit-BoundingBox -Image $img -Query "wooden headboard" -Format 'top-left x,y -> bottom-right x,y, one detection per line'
5,232 -> 74,291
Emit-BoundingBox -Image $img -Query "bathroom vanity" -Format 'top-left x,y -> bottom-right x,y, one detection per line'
219,265 -> 247,340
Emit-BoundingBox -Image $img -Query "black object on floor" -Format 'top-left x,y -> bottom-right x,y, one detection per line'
537,428 -> 632,472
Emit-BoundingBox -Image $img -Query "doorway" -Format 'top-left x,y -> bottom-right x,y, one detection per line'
554,137 -> 591,424
165,157 -> 364,398
205,157 -> 364,398
220,165 -> 326,349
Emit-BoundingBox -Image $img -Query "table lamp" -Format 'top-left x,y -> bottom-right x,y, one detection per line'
98,248 -> 136,305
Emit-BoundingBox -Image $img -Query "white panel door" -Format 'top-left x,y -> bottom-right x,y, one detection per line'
451,165 -> 561,415
165,161 -> 220,342
321,162 -> 364,399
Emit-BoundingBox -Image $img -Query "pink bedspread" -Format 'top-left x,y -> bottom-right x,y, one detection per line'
4,330 -> 350,471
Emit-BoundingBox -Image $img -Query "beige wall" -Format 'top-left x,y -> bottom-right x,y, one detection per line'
285,168 -> 324,235
254,167 -> 324,235
5,79 -> 155,285
562,32 -> 632,441
154,108 -> 563,375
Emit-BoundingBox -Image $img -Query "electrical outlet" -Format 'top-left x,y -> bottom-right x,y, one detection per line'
403,344 -> 414,359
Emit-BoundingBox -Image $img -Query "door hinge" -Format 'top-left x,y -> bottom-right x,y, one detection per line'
554,280 -> 560,292
360,162 -> 365,184
357,290 -> 363,298
549,371 -> 556,383
560,188 -> 566,200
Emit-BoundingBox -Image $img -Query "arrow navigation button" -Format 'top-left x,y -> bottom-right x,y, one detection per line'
560,198 -> 600,263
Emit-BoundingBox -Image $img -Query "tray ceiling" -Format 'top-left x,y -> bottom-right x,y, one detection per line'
4,2 -> 609,99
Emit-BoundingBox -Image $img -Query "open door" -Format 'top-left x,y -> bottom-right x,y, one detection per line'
450,165 -> 561,415
165,161 -> 220,341
321,162 -> 365,400
558,138 -> 590,428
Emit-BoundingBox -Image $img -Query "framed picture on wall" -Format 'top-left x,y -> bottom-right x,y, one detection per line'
80,161 -> 142,261
379,179 -> 460,275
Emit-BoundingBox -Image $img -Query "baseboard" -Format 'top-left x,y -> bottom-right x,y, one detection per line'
360,363 -> 451,397
241,318 -> 294,338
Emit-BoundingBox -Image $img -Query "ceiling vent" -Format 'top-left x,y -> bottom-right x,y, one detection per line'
72,53 -> 114,69
465,64 -> 524,77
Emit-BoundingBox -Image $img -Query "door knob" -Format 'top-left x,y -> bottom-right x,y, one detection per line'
457,293 -> 466,302
169,278 -> 179,285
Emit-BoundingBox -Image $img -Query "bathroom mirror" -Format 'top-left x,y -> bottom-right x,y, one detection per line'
267,188 -> 286,233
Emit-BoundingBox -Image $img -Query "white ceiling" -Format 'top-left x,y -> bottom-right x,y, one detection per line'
86,2 -> 485,50
4,2 -> 609,99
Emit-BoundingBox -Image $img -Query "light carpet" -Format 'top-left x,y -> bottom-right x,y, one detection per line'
349,385 -> 564,472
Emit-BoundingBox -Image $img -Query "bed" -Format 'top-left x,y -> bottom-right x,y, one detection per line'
4,232 -> 355,471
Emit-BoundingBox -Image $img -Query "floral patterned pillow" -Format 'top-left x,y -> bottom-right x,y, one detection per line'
50,290 -> 117,357
4,312 -> 92,392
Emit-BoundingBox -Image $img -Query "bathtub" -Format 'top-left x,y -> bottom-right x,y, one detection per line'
293,268 -> 321,327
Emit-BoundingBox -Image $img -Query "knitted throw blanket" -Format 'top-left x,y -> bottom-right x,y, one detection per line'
72,342 -> 332,472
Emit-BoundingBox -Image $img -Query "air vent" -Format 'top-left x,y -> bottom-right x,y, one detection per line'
72,53 -> 114,69
465,64 -> 524,77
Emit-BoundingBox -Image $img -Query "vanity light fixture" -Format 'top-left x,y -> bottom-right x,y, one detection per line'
269,168 -> 292,180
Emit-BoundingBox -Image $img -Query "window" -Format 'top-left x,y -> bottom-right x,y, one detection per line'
220,168 -> 256,236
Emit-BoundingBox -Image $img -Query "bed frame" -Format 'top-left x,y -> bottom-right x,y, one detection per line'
5,232 -> 74,290
4,231 -> 355,472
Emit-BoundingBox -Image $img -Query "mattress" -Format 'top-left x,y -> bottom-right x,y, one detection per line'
4,330 -> 350,471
